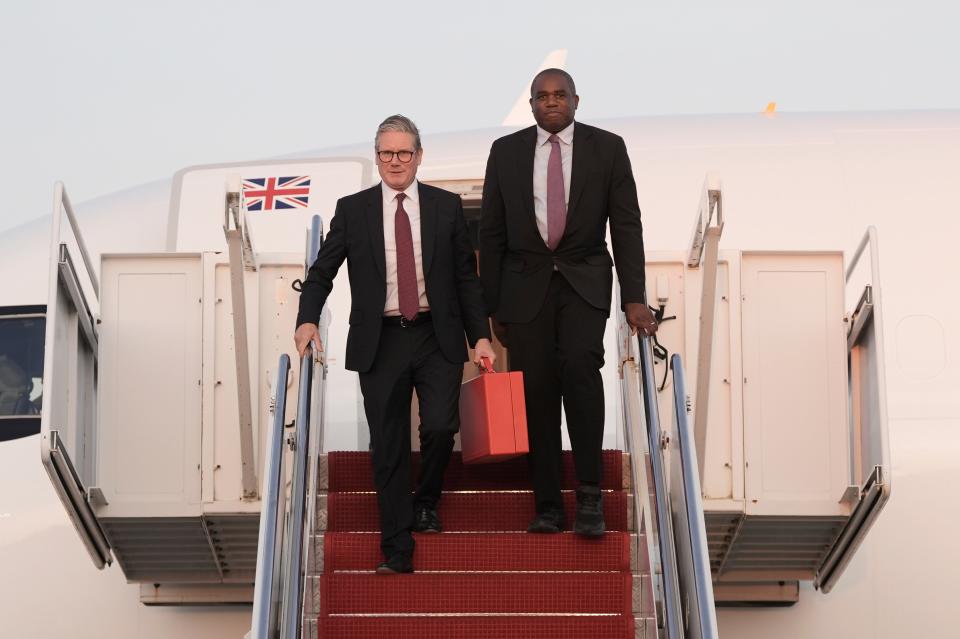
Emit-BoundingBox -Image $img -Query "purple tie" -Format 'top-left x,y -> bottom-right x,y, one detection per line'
546,134 -> 566,251
394,193 -> 419,321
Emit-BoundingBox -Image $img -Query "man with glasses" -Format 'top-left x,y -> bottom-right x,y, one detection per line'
295,115 -> 496,574
479,70 -> 658,538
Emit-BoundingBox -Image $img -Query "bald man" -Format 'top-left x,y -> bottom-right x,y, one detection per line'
479,70 -> 657,537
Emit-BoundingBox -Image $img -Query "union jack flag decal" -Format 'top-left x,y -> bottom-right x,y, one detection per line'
242,176 -> 311,210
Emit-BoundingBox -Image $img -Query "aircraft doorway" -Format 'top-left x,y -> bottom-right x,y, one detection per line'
424,179 -> 484,250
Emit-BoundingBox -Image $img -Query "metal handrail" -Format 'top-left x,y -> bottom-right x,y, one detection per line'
616,311 -> 662,627
636,334 -> 685,638
250,215 -> 327,639
844,225 -> 891,490
39,181 -> 111,572
51,182 -> 100,297
300,215 -> 328,636
670,355 -> 719,639
813,225 -> 891,593
251,354 -> 292,638
306,215 -> 323,271
279,350 -> 313,637
617,293 -> 718,638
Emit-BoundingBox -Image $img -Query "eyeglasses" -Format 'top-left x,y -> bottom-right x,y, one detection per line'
376,149 -> 416,163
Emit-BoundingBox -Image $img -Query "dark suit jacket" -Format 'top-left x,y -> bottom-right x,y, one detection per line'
296,182 -> 491,373
478,122 -> 646,323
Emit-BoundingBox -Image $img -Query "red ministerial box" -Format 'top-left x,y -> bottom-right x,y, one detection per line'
459,363 -> 529,464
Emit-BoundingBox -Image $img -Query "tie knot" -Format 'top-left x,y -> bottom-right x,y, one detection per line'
396,192 -> 406,203
548,134 -> 561,145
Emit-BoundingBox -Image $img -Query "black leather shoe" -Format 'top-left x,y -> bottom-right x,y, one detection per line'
413,506 -> 442,533
376,553 -> 414,575
527,509 -> 565,534
574,485 -> 605,537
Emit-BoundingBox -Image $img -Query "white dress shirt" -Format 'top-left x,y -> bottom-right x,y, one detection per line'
533,122 -> 574,246
382,180 -> 429,316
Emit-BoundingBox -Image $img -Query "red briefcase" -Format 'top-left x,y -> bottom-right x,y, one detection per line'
459,357 -> 529,464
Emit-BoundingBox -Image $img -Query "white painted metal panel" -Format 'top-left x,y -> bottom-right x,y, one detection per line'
98,255 -> 203,512
202,254 -> 302,506
692,260 -> 740,502
741,252 -> 849,516
168,159 -> 371,254
642,257 -> 687,501
40,240 -> 111,567
255,261 -> 302,477
648,252 -> 743,503
167,158 -> 372,455
209,258 -> 256,503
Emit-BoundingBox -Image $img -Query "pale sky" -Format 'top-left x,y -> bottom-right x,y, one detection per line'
2,0 -> 959,233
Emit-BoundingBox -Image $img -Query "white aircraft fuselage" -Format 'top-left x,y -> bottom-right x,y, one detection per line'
0,110 -> 957,638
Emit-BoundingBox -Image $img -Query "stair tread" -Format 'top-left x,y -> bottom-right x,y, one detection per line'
327,449 -> 623,491
316,449 -> 639,632
322,531 -> 633,572
320,572 -> 632,615
325,490 -> 629,532
317,615 -> 636,639
317,616 -> 636,639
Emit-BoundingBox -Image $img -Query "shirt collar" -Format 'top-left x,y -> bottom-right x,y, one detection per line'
382,179 -> 419,205
536,121 -> 575,147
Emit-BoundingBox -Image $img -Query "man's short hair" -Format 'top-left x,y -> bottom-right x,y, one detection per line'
375,114 -> 422,151
530,68 -> 577,97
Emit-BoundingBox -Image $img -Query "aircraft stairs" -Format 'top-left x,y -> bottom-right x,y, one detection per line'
251,368 -> 713,637
39,176 -> 891,639
306,450 -> 652,638
250,281 -> 718,638
250,184 -> 894,637
39,182 -> 713,637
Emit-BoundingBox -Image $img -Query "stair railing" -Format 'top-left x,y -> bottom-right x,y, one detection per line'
250,353 -> 291,638
635,328 -> 685,638
250,216 -> 328,639
300,214 -> 330,634
667,354 -> 719,639
616,298 -> 678,636
617,291 -> 718,638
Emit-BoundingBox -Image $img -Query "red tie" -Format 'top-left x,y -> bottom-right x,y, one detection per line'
394,193 -> 419,321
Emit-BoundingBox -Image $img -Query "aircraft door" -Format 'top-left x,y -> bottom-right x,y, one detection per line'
39,183 -> 112,569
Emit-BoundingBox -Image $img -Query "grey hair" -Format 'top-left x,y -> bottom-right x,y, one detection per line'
375,114 -> 422,151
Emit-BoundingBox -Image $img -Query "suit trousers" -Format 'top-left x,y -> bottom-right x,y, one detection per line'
358,321 -> 463,558
506,272 -> 608,514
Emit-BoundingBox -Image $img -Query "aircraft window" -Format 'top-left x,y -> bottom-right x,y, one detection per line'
0,308 -> 45,441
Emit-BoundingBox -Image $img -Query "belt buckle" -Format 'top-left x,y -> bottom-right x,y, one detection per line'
399,316 -> 410,328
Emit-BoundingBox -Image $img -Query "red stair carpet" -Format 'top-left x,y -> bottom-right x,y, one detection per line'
317,450 -> 636,638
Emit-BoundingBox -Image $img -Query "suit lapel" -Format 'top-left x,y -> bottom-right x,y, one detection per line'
365,185 -> 386,282
515,126 -> 538,229
567,123 -> 593,219
419,183 -> 437,276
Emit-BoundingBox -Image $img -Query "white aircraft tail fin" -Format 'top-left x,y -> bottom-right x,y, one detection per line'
501,49 -> 568,127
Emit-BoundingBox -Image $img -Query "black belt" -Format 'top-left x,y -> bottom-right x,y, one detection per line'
382,311 -> 432,328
